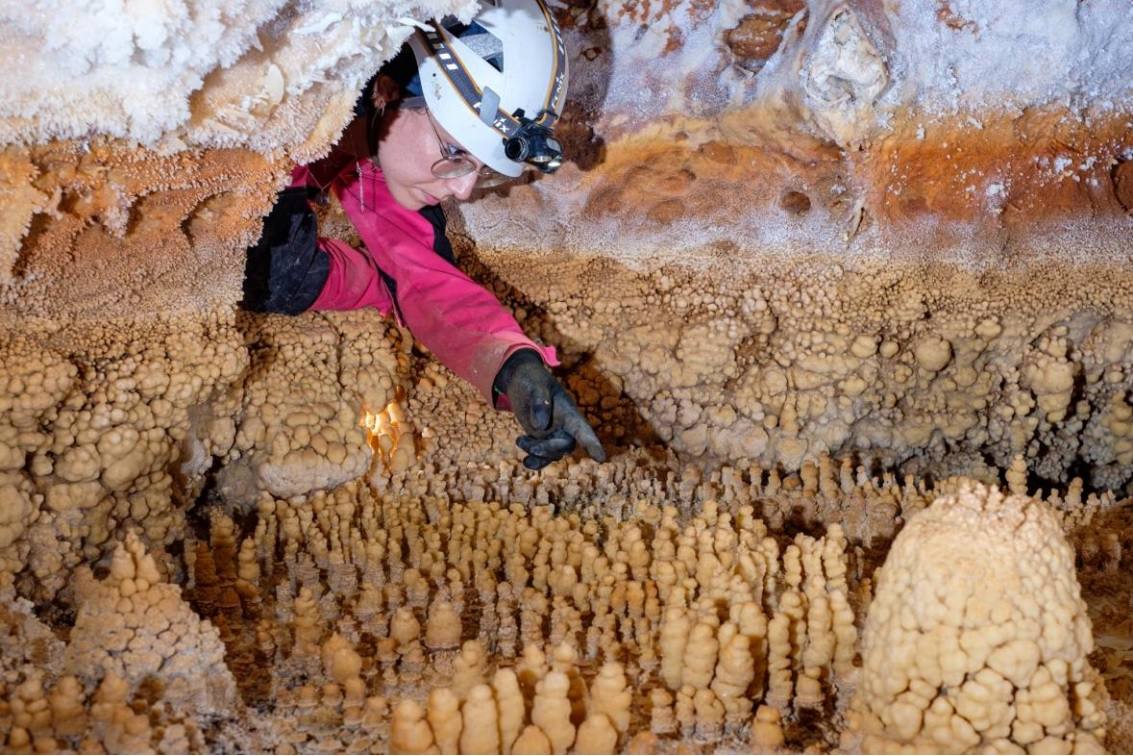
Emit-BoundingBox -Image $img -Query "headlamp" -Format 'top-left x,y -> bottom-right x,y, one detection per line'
503,109 -> 564,174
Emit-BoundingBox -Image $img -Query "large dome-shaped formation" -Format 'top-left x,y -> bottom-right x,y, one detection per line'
846,483 -> 1107,754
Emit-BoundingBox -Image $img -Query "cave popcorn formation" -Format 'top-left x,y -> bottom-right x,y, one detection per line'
844,483 -> 1108,754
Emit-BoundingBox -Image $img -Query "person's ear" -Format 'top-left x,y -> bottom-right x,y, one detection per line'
371,74 -> 401,114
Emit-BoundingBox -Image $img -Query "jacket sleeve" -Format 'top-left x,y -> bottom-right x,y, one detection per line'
337,164 -> 559,406
308,237 -> 396,314
286,164 -> 396,314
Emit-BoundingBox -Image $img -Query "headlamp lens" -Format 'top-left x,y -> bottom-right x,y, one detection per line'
504,115 -> 564,174
504,136 -> 528,162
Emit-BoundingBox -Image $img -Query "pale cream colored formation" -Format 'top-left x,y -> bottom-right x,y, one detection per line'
1,450 -> 1126,752
188,466 -> 1125,752
178,469 -> 865,752
215,312 -> 411,501
0,316 -> 246,602
845,482 -> 1107,754
0,307 -> 407,603
446,251 -> 1133,493
0,670 -> 207,754
63,532 -> 237,715
0,537 -> 221,753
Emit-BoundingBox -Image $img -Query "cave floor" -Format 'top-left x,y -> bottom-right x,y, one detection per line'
171,472 -> 1133,754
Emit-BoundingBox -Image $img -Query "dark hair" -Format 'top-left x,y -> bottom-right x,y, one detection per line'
352,44 -> 420,120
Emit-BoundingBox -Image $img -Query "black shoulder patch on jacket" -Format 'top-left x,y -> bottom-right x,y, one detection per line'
418,204 -> 456,265
242,187 -> 330,315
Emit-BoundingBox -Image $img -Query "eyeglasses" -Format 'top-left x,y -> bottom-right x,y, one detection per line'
425,111 -> 513,190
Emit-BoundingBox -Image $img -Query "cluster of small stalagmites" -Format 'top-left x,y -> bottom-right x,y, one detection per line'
231,477 -> 858,752
223,311 -> 409,499
1070,502 -> 1131,577
0,535 -> 219,753
999,454 -> 1124,542
267,630 -> 791,755
381,447 -> 1122,554
61,532 -> 237,718
0,670 -> 204,754
179,507 -> 273,700
843,482 -> 1108,754
383,645 -> 643,754
0,318 -> 245,601
393,451 -> 876,537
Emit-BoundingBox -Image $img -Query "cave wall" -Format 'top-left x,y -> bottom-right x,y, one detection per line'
469,0 -> 1133,257
1,0 -> 1131,594
447,250 -> 1133,489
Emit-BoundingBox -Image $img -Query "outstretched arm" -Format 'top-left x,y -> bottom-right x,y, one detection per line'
344,170 -> 556,404
337,164 -> 605,467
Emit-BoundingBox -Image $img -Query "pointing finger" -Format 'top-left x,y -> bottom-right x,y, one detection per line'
558,401 -> 606,463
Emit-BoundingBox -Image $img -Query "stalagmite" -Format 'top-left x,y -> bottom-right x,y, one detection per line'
425,689 -> 461,754
829,589 -> 856,679
712,622 -> 756,724
517,643 -> 547,701
765,612 -> 794,711
293,587 -> 323,657
649,689 -> 676,735
391,607 -> 422,647
674,685 -> 696,736
751,705 -> 786,751
48,677 -> 87,739
1006,454 -> 1029,496
574,713 -> 619,754
589,661 -> 631,735
511,724 -> 553,755
493,668 -> 526,754
390,700 -> 436,755
659,603 -> 691,689
845,484 -> 1108,753
459,684 -> 501,754
693,688 -> 726,740
681,621 -> 720,690
425,598 -> 462,650
532,671 -> 576,754
452,640 -> 489,698
321,634 -> 363,686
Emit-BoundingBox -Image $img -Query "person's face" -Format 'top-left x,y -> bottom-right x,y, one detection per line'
375,107 -> 483,211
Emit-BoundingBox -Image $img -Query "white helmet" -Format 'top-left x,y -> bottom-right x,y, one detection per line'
408,0 -> 569,177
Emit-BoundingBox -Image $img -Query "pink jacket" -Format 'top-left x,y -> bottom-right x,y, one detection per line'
291,152 -> 558,407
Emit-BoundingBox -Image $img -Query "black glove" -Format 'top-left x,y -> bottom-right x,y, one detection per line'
493,350 -> 607,470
